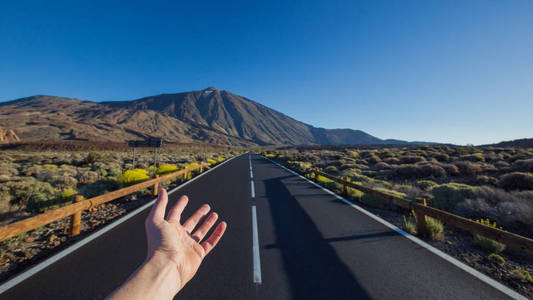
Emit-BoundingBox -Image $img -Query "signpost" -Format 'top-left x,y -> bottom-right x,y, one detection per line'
127,138 -> 164,172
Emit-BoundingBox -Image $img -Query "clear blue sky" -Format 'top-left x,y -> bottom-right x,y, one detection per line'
1,1 -> 532,145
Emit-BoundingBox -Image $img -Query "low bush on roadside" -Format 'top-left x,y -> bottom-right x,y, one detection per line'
79,179 -> 120,198
117,169 -> 150,187
61,188 -> 78,202
487,253 -> 505,266
472,219 -> 506,253
156,164 -> 179,175
286,161 -> 312,173
511,268 -> 533,283
207,158 -> 217,165
426,216 -> 444,240
316,174 -> 342,191
431,183 -> 478,211
403,211 -> 417,235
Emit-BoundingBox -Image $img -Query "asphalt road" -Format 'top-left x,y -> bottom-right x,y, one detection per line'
0,153 -> 520,299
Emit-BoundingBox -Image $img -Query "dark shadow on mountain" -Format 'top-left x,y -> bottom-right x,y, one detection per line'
264,177 -> 371,300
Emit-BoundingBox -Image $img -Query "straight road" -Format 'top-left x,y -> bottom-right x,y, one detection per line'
0,153 -> 523,299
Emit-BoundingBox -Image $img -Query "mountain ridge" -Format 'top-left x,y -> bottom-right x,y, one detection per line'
0,88 -> 428,146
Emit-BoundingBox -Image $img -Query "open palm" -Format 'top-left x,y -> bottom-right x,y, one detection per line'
145,189 -> 227,292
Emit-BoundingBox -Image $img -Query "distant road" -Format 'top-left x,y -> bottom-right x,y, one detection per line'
0,153 -> 524,299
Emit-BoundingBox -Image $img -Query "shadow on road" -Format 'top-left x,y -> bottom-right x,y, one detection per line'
264,177 -> 371,300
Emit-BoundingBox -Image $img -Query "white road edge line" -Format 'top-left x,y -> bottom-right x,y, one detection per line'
251,205 -> 262,284
0,154 -> 245,295
250,180 -> 255,198
262,156 -> 528,300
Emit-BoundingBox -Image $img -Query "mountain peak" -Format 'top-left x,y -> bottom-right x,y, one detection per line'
0,88 -> 394,146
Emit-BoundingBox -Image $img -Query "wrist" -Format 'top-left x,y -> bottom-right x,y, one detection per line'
142,252 -> 181,297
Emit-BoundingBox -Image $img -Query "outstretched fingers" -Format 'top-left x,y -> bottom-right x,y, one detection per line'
183,204 -> 211,233
148,188 -> 168,224
201,221 -> 227,255
166,195 -> 189,223
191,212 -> 218,242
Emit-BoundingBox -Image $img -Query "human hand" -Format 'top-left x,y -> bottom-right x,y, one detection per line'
145,188 -> 227,293
108,189 -> 226,300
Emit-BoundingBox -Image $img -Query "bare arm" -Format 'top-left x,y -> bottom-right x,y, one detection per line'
107,188 -> 227,300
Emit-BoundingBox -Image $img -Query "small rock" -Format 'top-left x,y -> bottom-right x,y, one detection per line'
48,234 -> 58,243
4,252 -> 16,262
23,236 -> 34,243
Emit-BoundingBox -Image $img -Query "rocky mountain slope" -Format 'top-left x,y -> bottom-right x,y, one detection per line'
0,87 -> 395,146
0,126 -> 20,143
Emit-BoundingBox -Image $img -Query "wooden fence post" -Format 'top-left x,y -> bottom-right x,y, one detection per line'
153,174 -> 159,196
343,177 -> 350,197
69,195 -> 83,237
415,197 -> 428,237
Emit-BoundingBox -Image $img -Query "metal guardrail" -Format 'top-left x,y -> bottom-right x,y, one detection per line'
314,170 -> 533,255
0,163 -> 209,241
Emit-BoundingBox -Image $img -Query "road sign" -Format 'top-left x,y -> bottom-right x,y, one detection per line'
127,138 -> 163,148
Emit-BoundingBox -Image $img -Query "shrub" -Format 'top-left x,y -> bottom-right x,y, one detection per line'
498,172 -> 533,191
400,155 -> 426,164
184,162 -> 199,169
511,269 -> 533,283
48,175 -> 78,190
393,163 -> 446,179
455,186 -> 533,232
431,183 -> 478,211
493,160 -> 510,169
206,159 -> 217,165
316,175 -> 342,191
156,164 -> 179,175
472,219 -> 506,253
325,166 -> 338,173
78,170 -> 100,185
426,216 -> 444,240
487,253 -> 505,266
117,169 -> 150,187
403,212 -> 417,235
384,157 -> 400,164
83,151 -> 102,165
433,153 -> 449,162
474,175 -> 497,186
460,153 -> 485,162
453,161 -> 482,175
61,188 -> 78,202
79,179 -> 119,198
366,155 -> 381,165
374,162 -> 391,170
42,164 -> 58,169
25,181 -> 58,212
473,234 -> 506,253
416,180 -> 438,191
512,158 -> 533,172
440,163 -> 459,176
